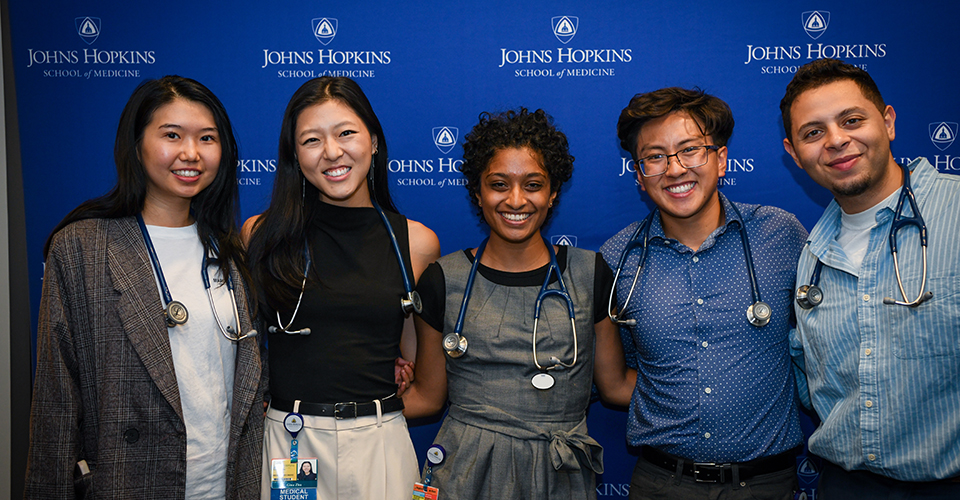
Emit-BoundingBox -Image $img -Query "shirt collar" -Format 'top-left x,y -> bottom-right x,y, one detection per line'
648,192 -> 741,252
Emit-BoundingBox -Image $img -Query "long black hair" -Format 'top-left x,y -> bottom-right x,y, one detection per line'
45,75 -> 246,284
247,77 -> 396,309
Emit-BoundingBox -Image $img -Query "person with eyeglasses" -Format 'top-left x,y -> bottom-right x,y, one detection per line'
781,59 -> 960,498
599,87 -> 807,500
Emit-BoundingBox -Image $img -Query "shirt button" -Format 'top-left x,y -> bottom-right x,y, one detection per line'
692,256 -> 699,263
697,298 -> 704,305
868,454 -> 877,461
704,388 -> 712,394
863,294 -> 870,302
704,432 -> 711,438
865,348 -> 872,355
865,400 -> 873,408
701,341 -> 709,348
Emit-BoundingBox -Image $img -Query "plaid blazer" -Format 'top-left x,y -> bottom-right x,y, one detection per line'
25,217 -> 264,499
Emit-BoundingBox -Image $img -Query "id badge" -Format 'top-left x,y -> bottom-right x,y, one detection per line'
270,457 -> 318,500
412,483 -> 439,500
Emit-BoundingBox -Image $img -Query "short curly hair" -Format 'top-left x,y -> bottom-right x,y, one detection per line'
460,108 -> 574,224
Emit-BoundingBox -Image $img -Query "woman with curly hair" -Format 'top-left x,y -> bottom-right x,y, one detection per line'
402,108 -> 635,499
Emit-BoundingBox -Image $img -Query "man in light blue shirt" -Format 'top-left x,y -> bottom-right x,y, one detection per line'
782,58 -> 960,497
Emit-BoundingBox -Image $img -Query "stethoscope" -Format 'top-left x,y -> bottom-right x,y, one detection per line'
796,163 -> 934,309
268,198 -> 422,335
607,202 -> 772,328
442,237 -> 577,391
136,214 -> 257,342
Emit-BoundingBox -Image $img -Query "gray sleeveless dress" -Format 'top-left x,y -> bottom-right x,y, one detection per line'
427,246 -> 603,499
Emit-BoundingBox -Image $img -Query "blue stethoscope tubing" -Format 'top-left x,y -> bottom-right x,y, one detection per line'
607,202 -> 771,327
137,214 -> 256,342
442,237 -> 578,374
796,163 -> 933,309
268,199 -> 421,335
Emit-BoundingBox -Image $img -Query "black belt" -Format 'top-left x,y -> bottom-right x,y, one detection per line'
641,446 -> 798,484
271,396 -> 404,419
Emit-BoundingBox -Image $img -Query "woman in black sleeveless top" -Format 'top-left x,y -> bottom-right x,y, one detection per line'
245,77 -> 440,500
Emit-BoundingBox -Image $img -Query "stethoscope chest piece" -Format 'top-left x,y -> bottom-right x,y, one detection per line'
403,290 -> 423,315
746,300 -> 772,327
795,284 -> 823,309
443,332 -> 468,358
165,301 -> 189,327
531,372 -> 555,390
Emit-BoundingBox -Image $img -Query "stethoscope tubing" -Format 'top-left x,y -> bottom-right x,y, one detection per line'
269,200 -> 418,334
608,201 -> 768,327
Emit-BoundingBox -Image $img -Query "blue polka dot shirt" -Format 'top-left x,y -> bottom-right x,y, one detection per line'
600,194 -> 806,462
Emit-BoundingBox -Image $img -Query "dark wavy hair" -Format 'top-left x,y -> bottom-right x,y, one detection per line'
247,77 -> 395,308
460,108 -> 574,225
617,87 -> 735,161
780,58 -> 886,142
45,75 -> 245,283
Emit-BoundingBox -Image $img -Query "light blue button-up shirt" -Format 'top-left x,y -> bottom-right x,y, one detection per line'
792,158 -> 960,482
601,194 -> 806,462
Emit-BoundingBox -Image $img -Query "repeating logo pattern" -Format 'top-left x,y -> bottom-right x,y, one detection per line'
802,11 -> 830,39
312,18 -> 338,45
551,16 -> 579,44
432,126 -> 459,154
929,122 -> 957,151
75,17 -> 101,45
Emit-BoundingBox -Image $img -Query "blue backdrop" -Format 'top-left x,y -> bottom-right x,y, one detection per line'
10,1 -> 960,497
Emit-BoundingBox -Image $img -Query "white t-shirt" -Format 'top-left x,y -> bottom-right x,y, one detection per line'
838,188 -> 900,271
147,223 -> 237,500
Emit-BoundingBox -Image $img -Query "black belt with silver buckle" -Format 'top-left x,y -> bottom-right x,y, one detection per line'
641,446 -> 798,483
271,396 -> 404,419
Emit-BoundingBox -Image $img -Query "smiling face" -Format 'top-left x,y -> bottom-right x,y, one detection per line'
635,111 -> 726,235
478,147 -> 557,247
295,99 -> 378,207
783,79 -> 900,213
139,98 -> 221,222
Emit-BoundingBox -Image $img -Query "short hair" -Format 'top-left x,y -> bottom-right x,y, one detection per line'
617,87 -> 734,161
460,108 -> 573,225
780,58 -> 886,142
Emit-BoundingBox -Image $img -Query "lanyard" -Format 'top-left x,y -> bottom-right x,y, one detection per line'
283,401 -> 305,463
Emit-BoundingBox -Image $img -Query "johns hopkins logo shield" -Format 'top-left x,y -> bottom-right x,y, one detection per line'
75,17 -> 101,45
551,235 -> 578,247
551,16 -> 579,44
432,127 -> 459,154
801,11 -> 830,39
312,18 -> 338,45
929,122 -> 958,151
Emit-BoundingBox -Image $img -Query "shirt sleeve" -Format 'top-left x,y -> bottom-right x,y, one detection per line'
415,262 -> 446,332
593,253 -> 614,324
25,230 -> 85,499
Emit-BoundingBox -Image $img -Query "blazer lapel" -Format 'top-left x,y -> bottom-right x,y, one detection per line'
107,217 -> 184,421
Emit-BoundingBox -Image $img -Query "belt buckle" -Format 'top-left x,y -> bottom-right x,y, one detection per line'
334,401 -> 357,419
693,462 -> 724,483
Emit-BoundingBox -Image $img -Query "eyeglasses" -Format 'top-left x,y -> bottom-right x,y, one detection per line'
636,145 -> 720,177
